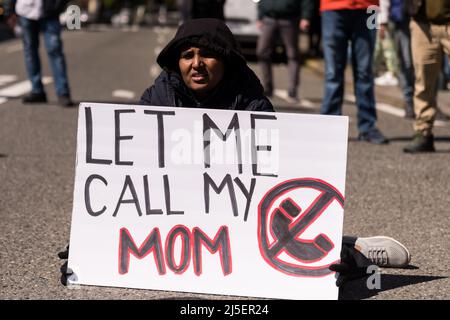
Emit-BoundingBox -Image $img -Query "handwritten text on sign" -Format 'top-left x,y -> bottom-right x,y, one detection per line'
68,103 -> 348,299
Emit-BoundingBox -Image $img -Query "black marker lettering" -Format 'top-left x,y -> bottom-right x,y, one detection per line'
203,113 -> 243,174
144,110 -> 176,168
84,174 -> 108,216
143,175 -> 163,215
165,226 -> 191,274
119,227 -> 166,275
163,175 -> 184,215
250,114 -> 278,177
193,226 -> 232,276
85,107 -> 112,165
234,177 -> 256,222
203,173 -> 238,217
113,175 -> 143,217
115,109 -> 135,166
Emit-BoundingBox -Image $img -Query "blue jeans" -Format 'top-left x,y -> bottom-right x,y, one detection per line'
19,16 -> 70,96
321,10 -> 377,133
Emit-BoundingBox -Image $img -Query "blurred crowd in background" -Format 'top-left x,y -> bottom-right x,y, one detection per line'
1,0 -> 450,152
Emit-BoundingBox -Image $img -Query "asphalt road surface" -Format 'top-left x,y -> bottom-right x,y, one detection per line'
0,25 -> 449,300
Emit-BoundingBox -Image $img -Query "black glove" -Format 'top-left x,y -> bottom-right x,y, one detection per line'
329,241 -> 372,287
58,245 -> 73,286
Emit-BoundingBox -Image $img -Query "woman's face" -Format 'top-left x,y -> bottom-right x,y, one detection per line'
178,46 -> 225,98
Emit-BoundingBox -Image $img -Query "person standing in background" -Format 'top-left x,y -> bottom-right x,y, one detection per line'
403,0 -> 450,153
378,0 -> 416,119
308,0 -> 322,58
320,0 -> 389,144
178,0 -> 226,22
256,0 -> 313,102
4,0 -> 74,107
374,0 -> 400,88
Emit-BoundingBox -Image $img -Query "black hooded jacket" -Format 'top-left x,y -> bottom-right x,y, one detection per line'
139,19 -> 274,112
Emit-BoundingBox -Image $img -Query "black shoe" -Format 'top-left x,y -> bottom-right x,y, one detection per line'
403,132 -> 435,153
358,128 -> 389,144
58,94 -> 75,107
22,92 -> 47,104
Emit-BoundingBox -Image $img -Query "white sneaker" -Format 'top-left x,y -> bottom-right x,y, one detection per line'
375,72 -> 399,86
355,236 -> 411,267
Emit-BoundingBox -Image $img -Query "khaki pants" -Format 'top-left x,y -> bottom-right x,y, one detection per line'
410,20 -> 450,136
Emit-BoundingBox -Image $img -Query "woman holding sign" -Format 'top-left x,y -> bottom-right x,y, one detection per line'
59,19 -> 411,289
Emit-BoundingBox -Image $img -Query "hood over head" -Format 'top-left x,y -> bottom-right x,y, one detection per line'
156,18 -> 247,72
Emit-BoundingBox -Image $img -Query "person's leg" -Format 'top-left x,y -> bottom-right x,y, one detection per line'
350,10 -> 381,135
320,10 -> 349,116
381,28 -> 400,78
439,23 -> 450,76
41,17 -> 71,99
278,18 -> 300,98
373,29 -> 384,77
311,13 -> 322,56
19,16 -> 45,96
391,20 -> 415,118
405,20 -> 441,153
256,17 -> 277,96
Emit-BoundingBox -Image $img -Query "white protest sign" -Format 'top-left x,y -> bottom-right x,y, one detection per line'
67,102 -> 349,300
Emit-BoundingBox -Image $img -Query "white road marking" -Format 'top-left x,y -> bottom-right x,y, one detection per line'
0,75 -> 18,87
376,102 -> 405,117
345,94 -> 449,127
150,65 -> 160,78
434,120 -> 447,127
346,93 -> 405,117
273,89 -> 289,100
344,94 -> 356,103
274,89 -> 316,109
0,77 -> 52,99
154,46 -> 163,56
300,99 -> 316,109
153,26 -> 171,34
112,89 -> 135,99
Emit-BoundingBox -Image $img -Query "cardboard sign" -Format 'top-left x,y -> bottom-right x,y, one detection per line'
67,102 -> 349,300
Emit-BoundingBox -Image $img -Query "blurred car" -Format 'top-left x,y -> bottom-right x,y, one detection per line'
224,0 -> 286,62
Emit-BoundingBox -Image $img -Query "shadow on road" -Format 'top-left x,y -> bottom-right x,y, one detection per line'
386,136 -> 450,142
348,136 -> 450,153
339,273 -> 447,300
349,136 -> 450,143
0,153 -> 7,158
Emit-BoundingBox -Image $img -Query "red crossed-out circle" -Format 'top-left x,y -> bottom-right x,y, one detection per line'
257,178 -> 344,277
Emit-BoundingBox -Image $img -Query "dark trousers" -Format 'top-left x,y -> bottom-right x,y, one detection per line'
391,20 -> 415,110
256,17 -> 300,95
